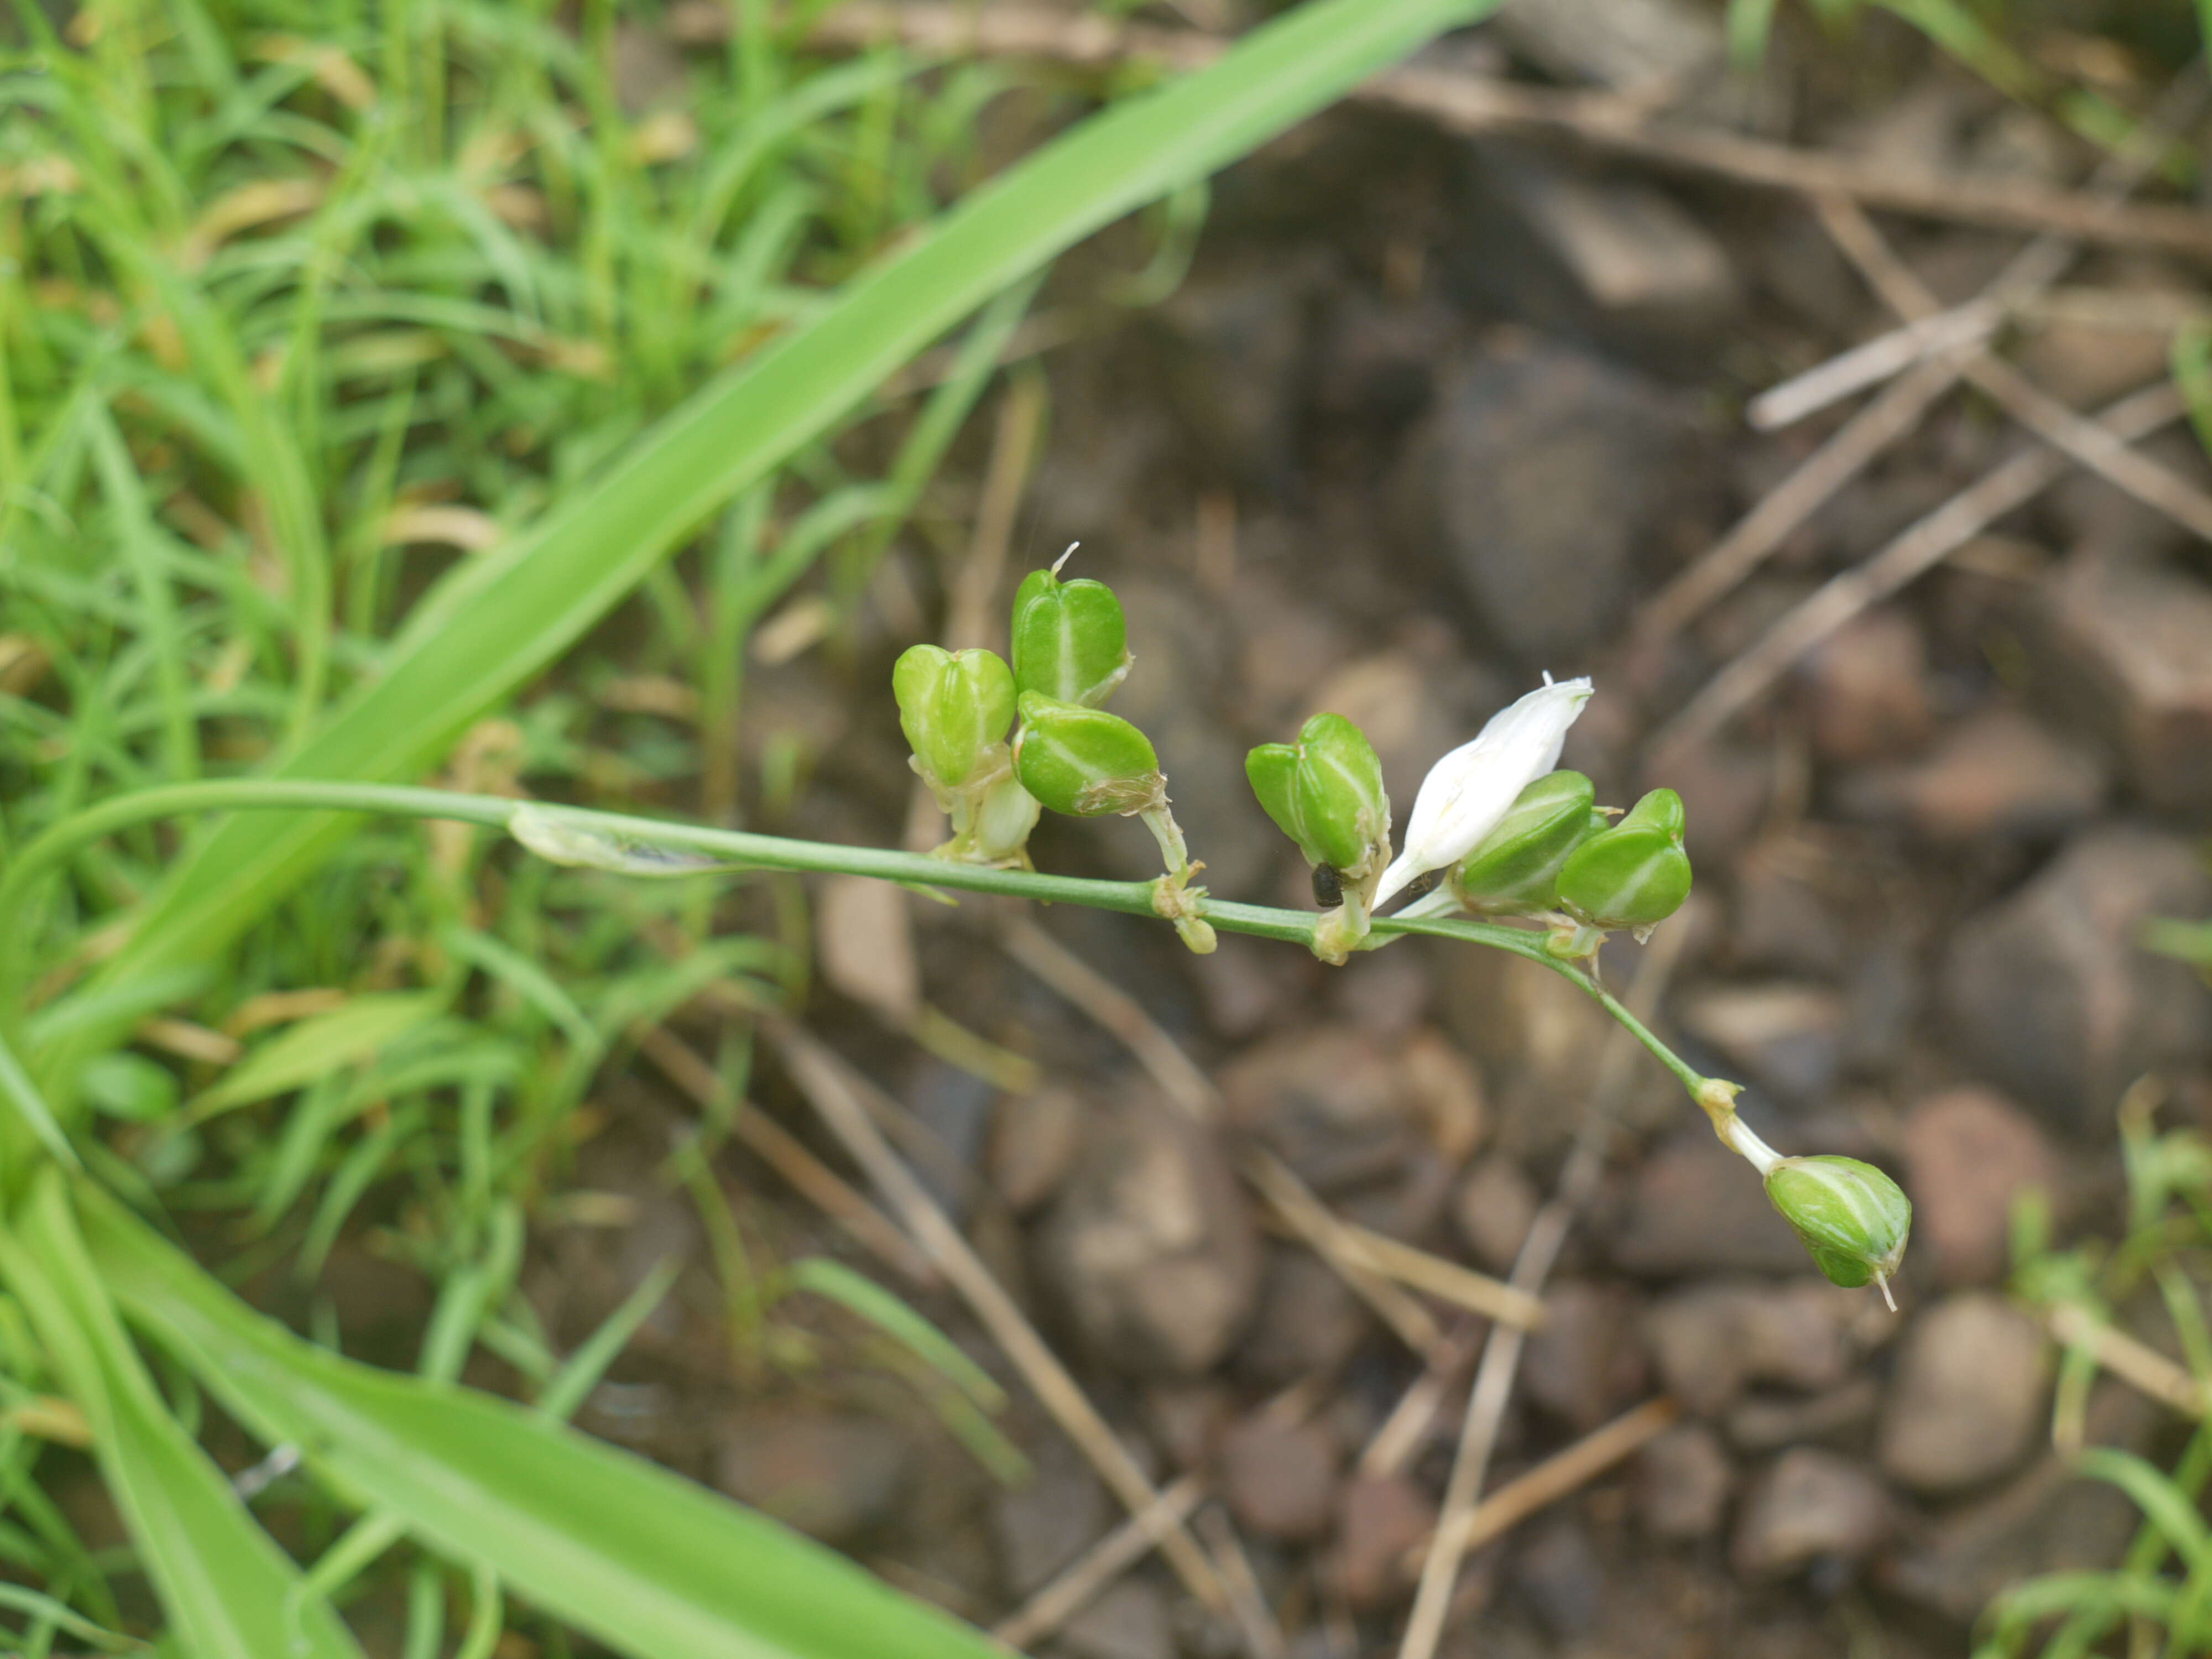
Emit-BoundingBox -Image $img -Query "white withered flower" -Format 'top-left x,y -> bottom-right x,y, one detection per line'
1372,675 -> 1594,909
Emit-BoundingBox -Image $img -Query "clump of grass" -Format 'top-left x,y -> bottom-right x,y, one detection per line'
1990,1076 -> 2212,1657
0,0 -> 1500,1651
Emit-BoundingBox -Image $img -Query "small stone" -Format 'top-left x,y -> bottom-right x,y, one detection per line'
1438,943 -> 1617,1157
1103,578 -> 1276,900
1056,1578 -> 1176,1659
1611,1129 -> 1809,1279
1648,735 -> 1775,870
1881,1384 -> 2152,1621
2032,557 -> 2212,809
1036,1092 -> 1261,1377
1220,1024 -> 1419,1193
1643,1280 -> 1855,1417
1835,705 -> 2107,842
1398,1029 -> 1489,1165
1395,338 -> 1712,666
1513,1516 -> 1606,1640
987,1086 -> 1083,1214
1235,1248 -> 1375,1389
1899,1088 -> 2058,1286
1878,1293 -> 2048,1494
1491,0 -> 1723,96
1943,827 -> 2212,1131
1796,608 -> 1933,766
1330,1473 -> 1436,1608
995,1439 -> 1112,1596
2017,263 -> 2197,409
1454,1154 -> 1542,1274
1522,1281 -> 1651,1432
1725,1377 -> 1881,1453
1676,982 -> 1849,1105
816,874 -> 920,1024
714,1407 -> 915,1545
1731,1448 -> 1893,1578
1453,142 -> 1738,373
1636,1422 -> 1734,1540
1219,1415 -> 1342,1543
1146,258 -> 1322,494
1730,842 -> 1848,981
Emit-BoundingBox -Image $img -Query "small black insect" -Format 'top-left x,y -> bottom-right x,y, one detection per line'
1401,868 -> 1443,902
1311,864 -> 1344,907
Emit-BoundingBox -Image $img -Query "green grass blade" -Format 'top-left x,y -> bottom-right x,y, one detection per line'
0,1175 -> 366,1658
80,1187 -> 1008,1659
50,0 -> 1500,1099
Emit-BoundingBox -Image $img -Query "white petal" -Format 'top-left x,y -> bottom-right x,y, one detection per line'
1372,676 -> 1593,907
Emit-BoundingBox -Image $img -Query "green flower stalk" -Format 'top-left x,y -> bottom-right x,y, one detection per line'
1245,712 -> 1391,963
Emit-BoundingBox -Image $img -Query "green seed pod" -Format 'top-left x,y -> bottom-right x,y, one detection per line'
1615,786 -> 1687,842
1451,770 -> 1599,915
1555,823 -> 1692,932
893,644 -> 1016,789
1765,1155 -> 1912,1295
1245,713 -> 1391,883
1010,565 -> 1131,708
1014,692 -> 1165,817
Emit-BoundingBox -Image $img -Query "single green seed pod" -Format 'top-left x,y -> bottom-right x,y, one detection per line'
1014,692 -> 1164,817
1245,713 -> 1391,883
1451,770 -> 1599,915
1011,567 -> 1131,708
893,644 -> 1016,788
1615,786 -> 1687,843
1555,825 -> 1692,931
1764,1155 -> 1912,1293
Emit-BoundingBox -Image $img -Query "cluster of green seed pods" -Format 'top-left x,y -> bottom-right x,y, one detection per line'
891,551 -> 1211,949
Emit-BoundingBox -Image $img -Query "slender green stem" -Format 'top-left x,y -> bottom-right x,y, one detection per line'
4,778 -> 1733,1119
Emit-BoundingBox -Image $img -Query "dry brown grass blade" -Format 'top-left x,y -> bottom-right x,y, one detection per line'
1404,1396 -> 1682,1570
1636,355 -> 1962,646
636,1025 -> 939,1286
2049,1302 -> 2212,1418
768,1022 -> 1231,1610
1246,1146 -> 1447,1357
1648,378 -> 2186,762
992,1473 -> 1211,1649
1198,1507 -> 1291,1659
